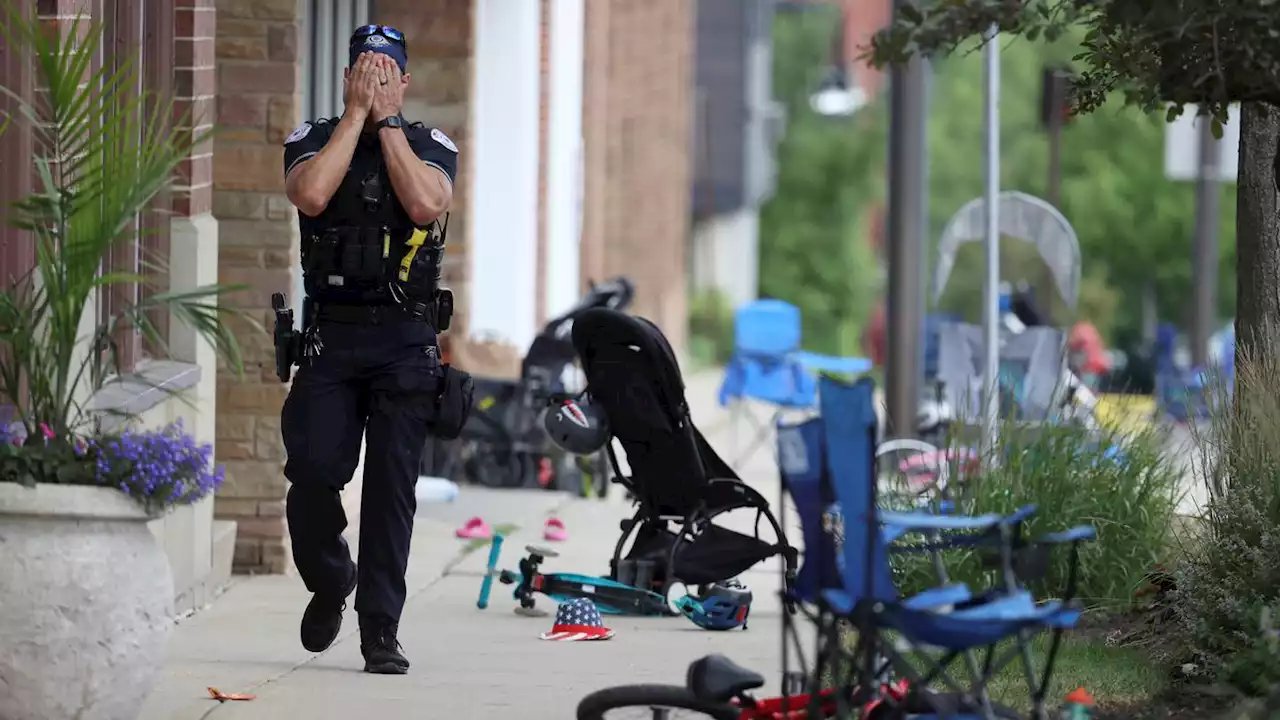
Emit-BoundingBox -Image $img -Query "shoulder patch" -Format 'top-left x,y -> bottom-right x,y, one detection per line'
284,123 -> 311,145
430,128 -> 458,153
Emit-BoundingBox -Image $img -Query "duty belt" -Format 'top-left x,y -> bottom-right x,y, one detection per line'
316,302 -> 430,325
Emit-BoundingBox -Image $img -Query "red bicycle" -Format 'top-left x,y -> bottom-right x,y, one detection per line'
575,654 -> 911,720
575,654 -> 1020,719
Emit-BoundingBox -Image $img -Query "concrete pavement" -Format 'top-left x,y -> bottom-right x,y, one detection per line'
139,370 -> 805,719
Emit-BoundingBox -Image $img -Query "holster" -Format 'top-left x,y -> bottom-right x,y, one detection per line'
271,292 -> 301,383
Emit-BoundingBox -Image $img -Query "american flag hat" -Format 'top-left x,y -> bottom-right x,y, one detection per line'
539,598 -> 615,641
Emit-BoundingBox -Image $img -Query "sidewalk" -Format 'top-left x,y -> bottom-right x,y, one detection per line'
139,369 -> 802,719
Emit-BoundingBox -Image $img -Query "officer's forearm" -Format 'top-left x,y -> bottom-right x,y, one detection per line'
379,127 -> 452,226
286,114 -> 365,216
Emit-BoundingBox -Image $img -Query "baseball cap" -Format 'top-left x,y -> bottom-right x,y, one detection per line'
349,25 -> 407,72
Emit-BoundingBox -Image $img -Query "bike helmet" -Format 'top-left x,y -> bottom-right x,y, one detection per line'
543,396 -> 610,455
674,580 -> 753,631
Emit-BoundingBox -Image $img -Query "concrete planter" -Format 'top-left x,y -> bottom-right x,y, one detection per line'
0,483 -> 173,720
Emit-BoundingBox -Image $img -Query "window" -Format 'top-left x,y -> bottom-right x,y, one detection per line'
302,0 -> 372,120
0,3 -> 34,284
102,0 -> 179,368
296,0 -> 371,311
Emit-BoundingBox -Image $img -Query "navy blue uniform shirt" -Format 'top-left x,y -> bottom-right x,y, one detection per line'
282,118 -> 458,303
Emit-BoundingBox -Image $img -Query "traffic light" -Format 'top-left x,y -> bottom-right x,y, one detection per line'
1040,66 -> 1075,128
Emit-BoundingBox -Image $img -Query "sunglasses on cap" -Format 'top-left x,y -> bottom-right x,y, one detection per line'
350,25 -> 406,51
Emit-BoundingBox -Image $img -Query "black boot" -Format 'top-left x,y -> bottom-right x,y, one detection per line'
360,616 -> 410,674
299,566 -> 357,653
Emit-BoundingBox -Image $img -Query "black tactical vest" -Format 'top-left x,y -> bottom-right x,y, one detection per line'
298,121 -> 445,306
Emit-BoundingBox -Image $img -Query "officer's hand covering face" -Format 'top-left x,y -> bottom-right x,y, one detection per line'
343,52 -> 380,116
371,56 -> 408,124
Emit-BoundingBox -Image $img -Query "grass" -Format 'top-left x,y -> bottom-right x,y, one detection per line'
978,633 -> 1165,708
842,626 -> 1166,711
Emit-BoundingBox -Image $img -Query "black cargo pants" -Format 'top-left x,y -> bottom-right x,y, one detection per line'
281,312 -> 440,623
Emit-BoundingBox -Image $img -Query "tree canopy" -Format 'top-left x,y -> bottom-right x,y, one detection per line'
923,31 -> 1236,341
864,0 -> 1280,356
759,5 -> 883,357
866,0 -> 1280,129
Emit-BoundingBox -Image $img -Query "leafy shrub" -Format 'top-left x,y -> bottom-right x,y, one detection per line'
688,288 -> 736,367
894,419 -> 1182,605
1171,332 -> 1280,696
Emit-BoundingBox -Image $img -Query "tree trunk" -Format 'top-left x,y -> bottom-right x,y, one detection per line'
1234,101 -> 1280,361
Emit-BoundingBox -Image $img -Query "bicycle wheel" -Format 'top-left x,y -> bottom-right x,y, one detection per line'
577,685 -> 739,720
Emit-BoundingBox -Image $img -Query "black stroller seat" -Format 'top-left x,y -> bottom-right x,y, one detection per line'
570,308 -> 798,594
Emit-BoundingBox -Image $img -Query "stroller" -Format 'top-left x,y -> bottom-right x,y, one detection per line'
570,307 -> 798,597
427,278 -> 635,494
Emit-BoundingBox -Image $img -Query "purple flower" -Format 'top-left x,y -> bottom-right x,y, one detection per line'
88,422 -> 224,508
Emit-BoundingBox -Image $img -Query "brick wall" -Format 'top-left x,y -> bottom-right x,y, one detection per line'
845,0 -> 889,96
375,0 -> 473,362
173,0 -> 215,218
581,0 -> 695,353
211,0 -> 301,574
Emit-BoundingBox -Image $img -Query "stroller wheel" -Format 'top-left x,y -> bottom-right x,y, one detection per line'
464,448 -> 538,489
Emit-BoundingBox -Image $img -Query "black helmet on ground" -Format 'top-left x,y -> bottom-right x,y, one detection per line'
544,397 -> 610,455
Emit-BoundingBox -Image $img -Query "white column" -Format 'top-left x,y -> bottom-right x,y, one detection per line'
544,0 -> 586,318
469,0 -> 542,349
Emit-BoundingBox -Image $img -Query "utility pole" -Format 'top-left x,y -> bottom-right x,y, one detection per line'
1190,116 -> 1221,368
1041,67 -> 1069,313
1045,69 -> 1065,207
884,0 -> 929,438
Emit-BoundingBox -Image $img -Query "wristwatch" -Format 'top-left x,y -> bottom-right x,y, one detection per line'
375,116 -> 404,130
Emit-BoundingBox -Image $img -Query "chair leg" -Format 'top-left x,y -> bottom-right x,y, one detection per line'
731,408 -> 783,470
730,401 -> 743,462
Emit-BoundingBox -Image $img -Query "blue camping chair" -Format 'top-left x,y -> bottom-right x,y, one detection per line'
777,375 -> 1096,720
719,299 -> 871,469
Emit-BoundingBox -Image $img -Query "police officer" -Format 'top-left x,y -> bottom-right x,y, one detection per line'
280,24 -> 457,675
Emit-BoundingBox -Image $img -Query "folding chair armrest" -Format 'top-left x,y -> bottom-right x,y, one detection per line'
1002,504 -> 1038,526
880,509 -> 1003,532
901,583 -> 973,611
790,350 -> 873,376
717,358 -> 746,407
1038,525 -> 1096,544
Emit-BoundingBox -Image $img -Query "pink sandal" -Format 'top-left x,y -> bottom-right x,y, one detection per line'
455,516 -> 492,540
543,517 -> 568,542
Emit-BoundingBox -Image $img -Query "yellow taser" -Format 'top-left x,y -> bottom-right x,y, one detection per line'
398,228 -> 428,282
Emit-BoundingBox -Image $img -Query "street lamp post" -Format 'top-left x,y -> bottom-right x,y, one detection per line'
981,25 -> 1001,458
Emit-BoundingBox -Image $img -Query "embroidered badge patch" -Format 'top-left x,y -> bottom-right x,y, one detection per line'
430,128 -> 458,153
364,35 -> 390,48
284,123 -> 311,144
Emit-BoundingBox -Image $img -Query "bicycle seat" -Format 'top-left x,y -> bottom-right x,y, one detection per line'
686,653 -> 765,702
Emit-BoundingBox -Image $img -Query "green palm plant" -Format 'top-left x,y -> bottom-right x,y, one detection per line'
0,10 -> 245,444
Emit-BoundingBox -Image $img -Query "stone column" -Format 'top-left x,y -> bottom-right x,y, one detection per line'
211,0 -> 302,574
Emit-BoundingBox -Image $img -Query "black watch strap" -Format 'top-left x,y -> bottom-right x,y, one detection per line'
376,116 -> 404,130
